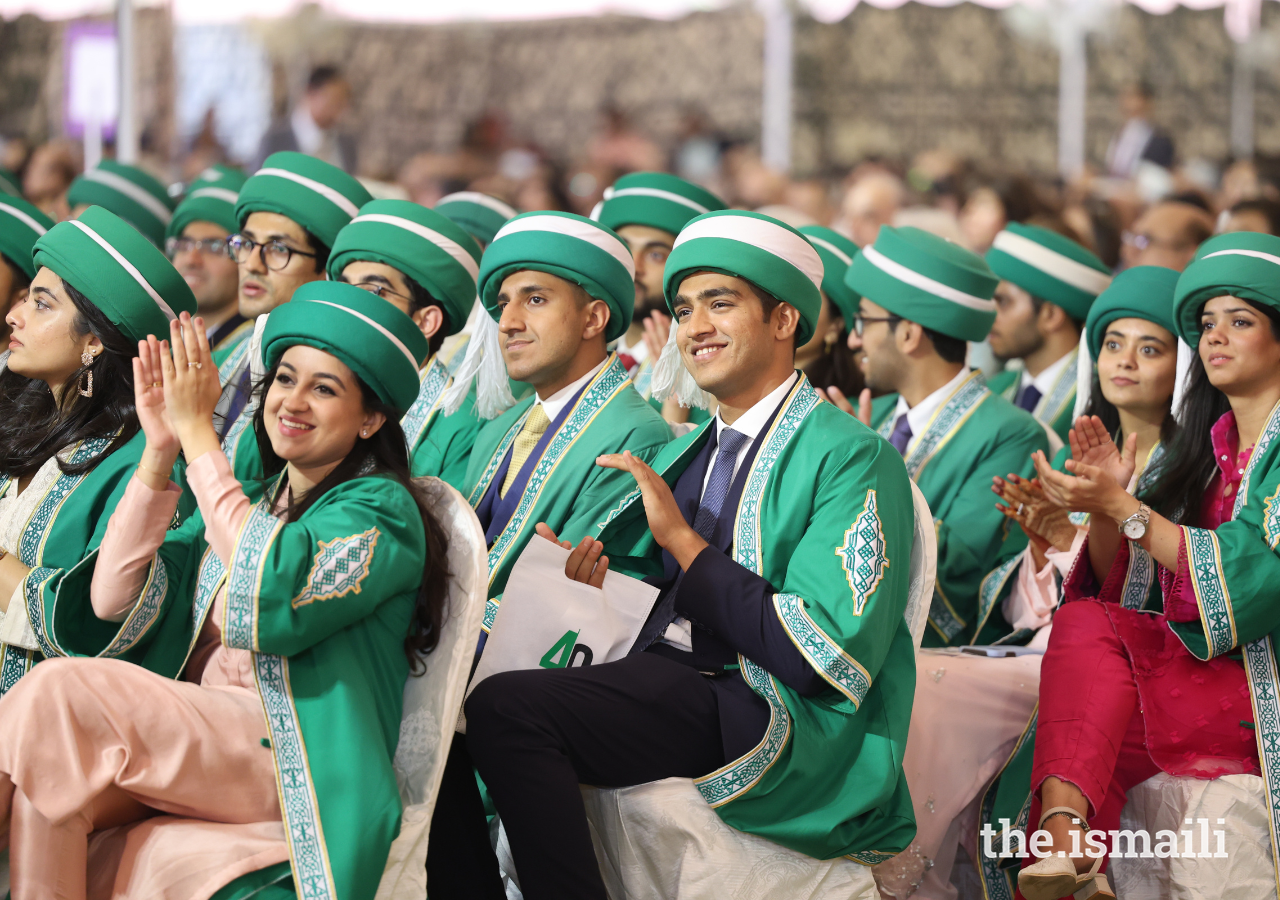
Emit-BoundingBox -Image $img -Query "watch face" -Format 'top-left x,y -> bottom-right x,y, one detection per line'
1123,519 -> 1146,540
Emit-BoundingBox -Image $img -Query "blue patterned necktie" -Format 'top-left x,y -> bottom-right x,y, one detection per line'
889,414 -> 913,456
1018,383 -> 1042,413
692,428 -> 749,541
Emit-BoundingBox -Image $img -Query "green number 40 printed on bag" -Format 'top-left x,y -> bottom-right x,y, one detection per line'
539,630 -> 594,669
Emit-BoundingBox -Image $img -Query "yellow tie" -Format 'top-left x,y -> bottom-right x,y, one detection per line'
500,404 -> 552,498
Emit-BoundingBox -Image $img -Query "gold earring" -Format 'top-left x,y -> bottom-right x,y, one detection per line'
78,350 -> 95,398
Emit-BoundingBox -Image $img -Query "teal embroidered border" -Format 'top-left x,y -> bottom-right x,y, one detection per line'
695,657 -> 791,807
972,555 -> 1021,640
255,652 -> 335,899
23,566 -> 60,659
834,489 -> 888,616
218,335 -> 252,383
1035,351 -> 1077,426
485,358 -> 630,586
1265,485 -> 1280,550
224,492 -> 283,651
482,597 -> 500,631
0,643 -> 33,697
928,588 -> 966,642
904,374 -> 988,480
1185,527 -> 1236,658
221,401 -> 256,459
1244,636 -> 1280,898
16,437 -> 109,565
401,356 -> 452,452
181,547 -> 226,671
467,408 -> 530,508
1120,545 -> 1154,611
99,556 -> 168,657
774,592 -> 871,707
1236,399 -> 1280,519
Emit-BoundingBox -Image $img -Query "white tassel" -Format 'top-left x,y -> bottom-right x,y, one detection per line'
1071,328 -> 1091,422
1172,338 -> 1194,422
649,318 -> 714,410
440,304 -> 516,419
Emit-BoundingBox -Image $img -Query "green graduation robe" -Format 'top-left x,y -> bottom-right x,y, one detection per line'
464,354 -> 671,628
402,354 -> 482,491
870,371 -> 1048,646
594,374 -> 917,861
3,430 -> 192,694
42,472 -> 425,900
985,348 -> 1078,445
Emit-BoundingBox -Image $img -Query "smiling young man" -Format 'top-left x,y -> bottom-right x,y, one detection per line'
0,195 -> 54,351
983,223 -> 1112,446
846,225 -> 1048,646
213,152 -> 372,441
324,198 -> 484,488
592,172 -> 725,400
429,210 -> 918,900
165,165 -> 252,365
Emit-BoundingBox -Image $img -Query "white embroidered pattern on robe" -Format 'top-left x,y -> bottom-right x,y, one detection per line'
291,528 -> 380,608
835,489 -> 888,616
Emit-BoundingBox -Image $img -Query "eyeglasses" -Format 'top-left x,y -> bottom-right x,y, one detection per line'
165,236 -> 230,259
352,281 -> 413,305
227,234 -> 317,271
853,314 -> 900,336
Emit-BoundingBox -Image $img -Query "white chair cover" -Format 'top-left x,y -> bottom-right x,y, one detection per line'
376,477 -> 488,900
1110,771 -> 1279,900
906,480 -> 936,649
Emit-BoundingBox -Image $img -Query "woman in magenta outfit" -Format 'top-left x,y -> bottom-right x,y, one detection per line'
1018,231 -> 1280,900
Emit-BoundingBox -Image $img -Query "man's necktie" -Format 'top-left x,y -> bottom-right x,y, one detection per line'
691,428 -> 749,541
1017,384 -> 1042,413
889,414 -> 913,456
500,404 -> 552,498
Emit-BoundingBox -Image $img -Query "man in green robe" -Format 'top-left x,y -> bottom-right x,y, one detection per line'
165,164 -> 254,365
215,152 -> 373,439
429,210 -> 917,900
846,225 -> 1048,646
67,159 -> 175,247
326,199 -> 484,489
984,223 -> 1112,446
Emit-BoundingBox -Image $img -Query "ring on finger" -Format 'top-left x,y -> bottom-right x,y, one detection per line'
188,362 -> 202,369
1017,503 -> 1024,515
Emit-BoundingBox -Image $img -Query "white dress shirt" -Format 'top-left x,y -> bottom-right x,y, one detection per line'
892,367 -> 971,456
1018,348 -> 1074,401
535,357 -> 608,423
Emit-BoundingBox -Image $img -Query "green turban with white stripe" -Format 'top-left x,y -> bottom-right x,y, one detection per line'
32,206 -> 196,343
798,225 -> 860,333
67,160 -> 175,247
663,209 -> 825,345
167,164 -> 249,240
435,192 -> 518,247
985,222 -> 1111,322
328,199 -> 482,336
0,195 -> 54,280
477,211 -> 636,342
235,152 -> 373,250
847,225 -> 999,343
593,172 -> 725,238
1173,231 -> 1280,345
1086,266 -> 1179,358
0,168 -> 21,198
261,280 -> 429,415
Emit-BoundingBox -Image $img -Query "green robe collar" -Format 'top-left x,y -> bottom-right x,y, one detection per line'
877,369 -> 990,481
401,354 -> 452,452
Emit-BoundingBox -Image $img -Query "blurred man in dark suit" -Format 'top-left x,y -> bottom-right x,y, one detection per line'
1106,81 -> 1175,179
253,65 -> 358,174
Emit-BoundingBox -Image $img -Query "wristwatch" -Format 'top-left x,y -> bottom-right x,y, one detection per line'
1118,502 -> 1152,540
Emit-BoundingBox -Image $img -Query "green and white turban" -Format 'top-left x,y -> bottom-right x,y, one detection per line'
67,160 -> 175,247
478,211 -> 635,342
32,206 -> 196,343
985,222 -> 1111,322
592,172 -> 725,238
0,195 -> 54,280
435,192 -> 518,247
167,164 -> 249,240
846,225 -> 999,343
235,152 -> 372,250
663,209 -> 824,345
798,225 -> 860,333
328,199 -> 482,337
1172,231 -> 1280,345
261,280 -> 430,415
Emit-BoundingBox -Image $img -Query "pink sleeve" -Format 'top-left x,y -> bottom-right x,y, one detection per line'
1002,548 -> 1061,633
90,475 -> 182,621
185,450 -> 254,566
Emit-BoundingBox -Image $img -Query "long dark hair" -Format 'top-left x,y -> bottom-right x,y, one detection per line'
0,278 -> 139,480
1144,298 -> 1280,524
1081,371 -> 1178,460
252,360 -> 450,669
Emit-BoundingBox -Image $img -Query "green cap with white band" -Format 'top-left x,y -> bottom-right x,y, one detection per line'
32,206 -> 196,343
663,209 -> 825,346
435,191 -> 518,247
0,195 -> 54,280
261,280 -> 430,415
1172,231 -> 1280,344
167,164 -> 249,239
985,222 -> 1111,322
846,225 -> 1000,343
593,172 -> 726,238
235,152 -> 373,250
328,199 -> 483,336
67,160 -> 176,247
798,224 -> 860,333
477,211 -> 636,342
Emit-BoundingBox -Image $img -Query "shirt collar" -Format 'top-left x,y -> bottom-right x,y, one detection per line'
716,372 -> 798,443
894,367 -> 971,442
535,357 -> 609,422
1020,347 -> 1076,394
290,106 -> 325,156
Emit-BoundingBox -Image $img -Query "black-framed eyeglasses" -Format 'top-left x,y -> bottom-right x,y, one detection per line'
854,314 -> 900,336
227,234 -> 317,271
352,281 -> 412,305
165,236 -> 230,260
